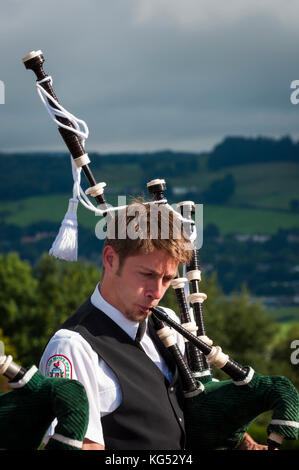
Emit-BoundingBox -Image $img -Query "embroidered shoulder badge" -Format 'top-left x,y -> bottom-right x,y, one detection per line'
46,354 -> 72,379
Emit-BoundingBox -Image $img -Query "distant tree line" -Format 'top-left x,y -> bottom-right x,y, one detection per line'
2,135 -> 298,201
200,174 -> 235,203
208,135 -> 299,170
0,150 -> 202,201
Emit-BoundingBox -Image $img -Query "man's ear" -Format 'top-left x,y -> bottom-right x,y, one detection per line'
102,245 -> 119,272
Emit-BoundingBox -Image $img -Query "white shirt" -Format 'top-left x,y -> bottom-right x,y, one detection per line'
39,283 -> 185,446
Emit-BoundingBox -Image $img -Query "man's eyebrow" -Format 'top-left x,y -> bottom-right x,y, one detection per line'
138,267 -> 160,275
139,267 -> 177,279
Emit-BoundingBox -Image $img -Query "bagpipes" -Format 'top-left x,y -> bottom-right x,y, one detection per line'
0,342 -> 89,450
146,182 -> 299,451
19,50 -> 299,451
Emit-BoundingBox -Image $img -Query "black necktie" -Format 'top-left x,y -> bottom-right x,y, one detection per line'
135,320 -> 146,343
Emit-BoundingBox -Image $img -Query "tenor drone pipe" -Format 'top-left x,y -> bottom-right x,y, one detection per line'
151,306 -> 248,381
146,178 -> 167,202
22,50 -> 108,209
178,202 -> 207,334
187,249 -> 206,333
0,356 -> 26,383
177,201 -> 211,375
146,182 -> 211,375
171,276 -> 207,374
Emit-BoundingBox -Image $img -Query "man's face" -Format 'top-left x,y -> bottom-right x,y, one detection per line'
102,248 -> 179,322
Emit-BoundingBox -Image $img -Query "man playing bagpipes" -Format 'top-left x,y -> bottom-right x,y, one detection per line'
19,50 -> 299,450
39,201 -> 196,450
39,200 -> 272,450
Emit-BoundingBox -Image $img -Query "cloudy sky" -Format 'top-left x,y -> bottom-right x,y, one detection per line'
1,0 -> 299,153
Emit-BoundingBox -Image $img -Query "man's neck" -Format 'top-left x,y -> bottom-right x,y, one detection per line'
98,279 -> 117,310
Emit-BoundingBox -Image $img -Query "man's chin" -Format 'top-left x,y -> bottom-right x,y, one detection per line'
124,309 -> 148,322
125,304 -> 156,322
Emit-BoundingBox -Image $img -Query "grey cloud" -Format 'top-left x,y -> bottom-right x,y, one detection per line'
1,1 -> 299,153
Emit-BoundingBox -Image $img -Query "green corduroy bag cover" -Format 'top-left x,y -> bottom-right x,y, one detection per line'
184,368 -> 299,450
0,366 -> 89,450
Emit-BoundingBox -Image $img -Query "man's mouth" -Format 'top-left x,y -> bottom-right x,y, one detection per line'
138,305 -> 152,313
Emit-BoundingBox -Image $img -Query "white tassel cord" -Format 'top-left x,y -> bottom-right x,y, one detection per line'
49,198 -> 79,261
36,77 -> 88,262
36,77 -> 197,261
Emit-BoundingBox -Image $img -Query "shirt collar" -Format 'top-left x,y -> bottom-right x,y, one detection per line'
90,283 -> 147,341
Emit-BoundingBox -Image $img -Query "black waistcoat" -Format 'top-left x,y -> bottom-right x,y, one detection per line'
60,298 -> 186,450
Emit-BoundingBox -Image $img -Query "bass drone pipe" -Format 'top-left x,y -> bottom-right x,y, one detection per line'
22,50 -> 108,210
176,200 -> 212,381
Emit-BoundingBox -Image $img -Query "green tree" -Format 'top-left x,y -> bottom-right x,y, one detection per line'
33,254 -> 100,354
0,252 -> 38,365
267,322 -> 299,390
201,174 -> 235,203
205,284 -> 279,375
0,253 -> 101,366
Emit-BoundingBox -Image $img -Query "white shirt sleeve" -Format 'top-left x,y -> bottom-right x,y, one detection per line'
39,329 -> 106,446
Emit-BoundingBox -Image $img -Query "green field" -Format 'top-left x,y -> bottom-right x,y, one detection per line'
0,194 -> 121,230
168,160 -> 299,210
203,204 -> 299,234
1,158 -> 298,236
1,193 -> 298,235
228,162 -> 299,210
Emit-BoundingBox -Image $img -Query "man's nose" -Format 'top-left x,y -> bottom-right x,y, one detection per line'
146,278 -> 164,300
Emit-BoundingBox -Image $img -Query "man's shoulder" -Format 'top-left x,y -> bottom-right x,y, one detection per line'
47,328 -> 83,343
39,328 -> 97,378
40,329 -> 88,358
60,297 -> 97,329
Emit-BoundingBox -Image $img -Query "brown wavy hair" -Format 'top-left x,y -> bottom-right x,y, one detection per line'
102,199 -> 193,274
